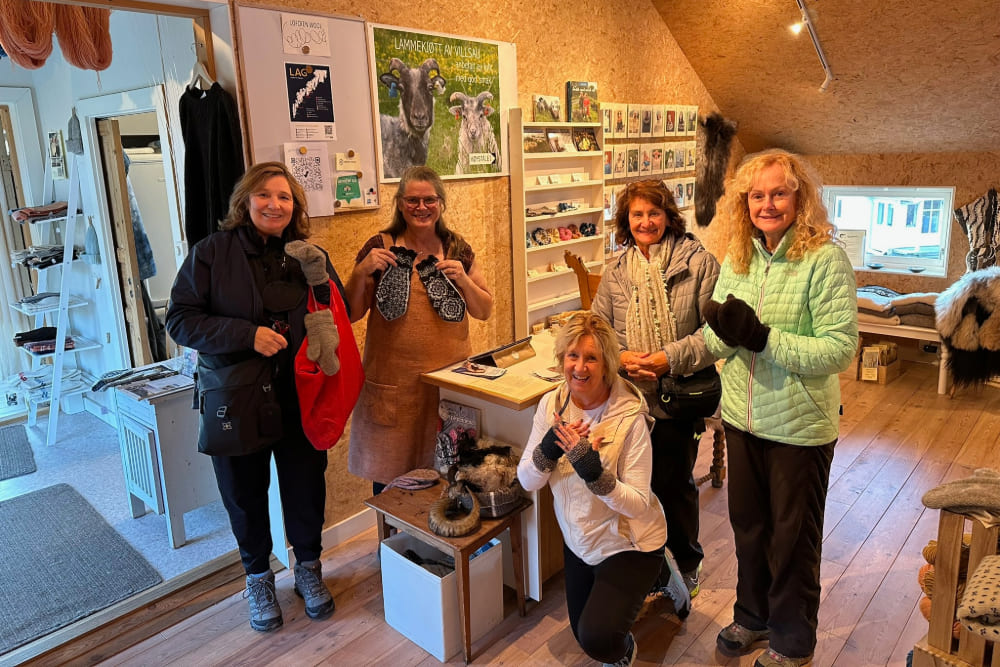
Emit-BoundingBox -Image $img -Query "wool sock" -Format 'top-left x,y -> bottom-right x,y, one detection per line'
375,246 -> 416,321
416,255 -> 466,322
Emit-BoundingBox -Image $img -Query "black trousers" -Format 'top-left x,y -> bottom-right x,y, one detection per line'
724,424 -> 835,659
563,544 -> 664,664
649,416 -> 704,573
212,433 -> 328,574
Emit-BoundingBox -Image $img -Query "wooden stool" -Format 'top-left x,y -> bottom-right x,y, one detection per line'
912,509 -> 1000,667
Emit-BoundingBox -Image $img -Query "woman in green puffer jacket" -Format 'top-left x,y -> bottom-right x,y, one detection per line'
703,149 -> 857,667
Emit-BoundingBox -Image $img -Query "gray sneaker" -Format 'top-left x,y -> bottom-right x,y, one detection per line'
657,549 -> 691,619
244,570 -> 282,632
294,559 -> 335,619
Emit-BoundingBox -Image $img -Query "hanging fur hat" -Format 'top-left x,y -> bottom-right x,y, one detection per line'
695,112 -> 738,227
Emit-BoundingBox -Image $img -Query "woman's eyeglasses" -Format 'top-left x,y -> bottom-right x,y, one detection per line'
401,196 -> 441,208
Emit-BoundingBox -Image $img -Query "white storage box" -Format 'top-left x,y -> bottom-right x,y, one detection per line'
380,532 -> 503,661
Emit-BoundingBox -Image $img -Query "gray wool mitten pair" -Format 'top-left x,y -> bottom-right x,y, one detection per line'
285,241 -> 339,375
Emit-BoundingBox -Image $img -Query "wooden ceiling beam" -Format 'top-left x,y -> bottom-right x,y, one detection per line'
40,0 -> 213,21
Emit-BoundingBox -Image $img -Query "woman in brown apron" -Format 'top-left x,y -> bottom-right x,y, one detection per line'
345,166 -> 493,492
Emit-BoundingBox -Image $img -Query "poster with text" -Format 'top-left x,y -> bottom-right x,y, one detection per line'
370,25 -> 503,180
285,62 -> 337,140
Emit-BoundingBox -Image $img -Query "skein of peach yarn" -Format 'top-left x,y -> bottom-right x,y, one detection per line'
53,4 -> 112,71
0,0 -> 55,69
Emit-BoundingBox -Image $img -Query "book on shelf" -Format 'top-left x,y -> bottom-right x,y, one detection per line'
523,129 -> 551,154
531,94 -> 562,122
565,81 -> 599,122
547,129 -> 576,153
572,127 -> 600,152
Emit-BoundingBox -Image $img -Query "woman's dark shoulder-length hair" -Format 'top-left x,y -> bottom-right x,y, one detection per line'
614,179 -> 686,247
219,161 -> 310,241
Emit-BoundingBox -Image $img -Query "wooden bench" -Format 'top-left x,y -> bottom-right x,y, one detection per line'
857,321 -> 950,395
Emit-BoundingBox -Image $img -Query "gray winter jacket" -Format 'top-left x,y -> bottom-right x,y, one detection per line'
591,233 -> 720,416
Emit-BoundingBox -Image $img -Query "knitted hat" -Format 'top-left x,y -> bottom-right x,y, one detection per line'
66,108 -> 84,155
922,468 -> 1000,514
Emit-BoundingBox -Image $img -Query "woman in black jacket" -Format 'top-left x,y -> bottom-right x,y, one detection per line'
166,162 -> 346,633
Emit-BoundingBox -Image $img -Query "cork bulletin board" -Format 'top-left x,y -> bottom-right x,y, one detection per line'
234,4 -> 380,215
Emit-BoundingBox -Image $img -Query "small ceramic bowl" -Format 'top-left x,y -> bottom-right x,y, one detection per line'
908,266 -> 926,273
866,263 -> 884,270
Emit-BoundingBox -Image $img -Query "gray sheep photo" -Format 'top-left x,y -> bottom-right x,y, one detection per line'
372,27 -> 504,180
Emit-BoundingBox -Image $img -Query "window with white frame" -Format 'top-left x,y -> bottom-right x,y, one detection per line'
824,185 -> 954,276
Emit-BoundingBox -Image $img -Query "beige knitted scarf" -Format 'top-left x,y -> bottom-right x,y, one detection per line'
624,238 -> 678,357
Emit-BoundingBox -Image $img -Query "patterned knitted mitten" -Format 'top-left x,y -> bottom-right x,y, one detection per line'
416,255 -> 466,322
375,246 -> 417,321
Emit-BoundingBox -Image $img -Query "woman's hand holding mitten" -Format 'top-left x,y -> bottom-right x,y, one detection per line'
303,310 -> 340,375
717,294 -> 770,352
703,298 -> 740,347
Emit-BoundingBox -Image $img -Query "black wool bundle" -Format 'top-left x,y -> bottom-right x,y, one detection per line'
695,112 -> 738,227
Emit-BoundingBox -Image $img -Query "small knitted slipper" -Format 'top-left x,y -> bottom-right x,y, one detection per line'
416,255 -> 466,322
375,246 -> 416,321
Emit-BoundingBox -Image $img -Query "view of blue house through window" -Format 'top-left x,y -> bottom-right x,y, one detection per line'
825,185 -> 954,275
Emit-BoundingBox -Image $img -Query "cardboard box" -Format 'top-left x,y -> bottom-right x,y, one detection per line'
381,532 -> 503,661
861,357 -> 901,384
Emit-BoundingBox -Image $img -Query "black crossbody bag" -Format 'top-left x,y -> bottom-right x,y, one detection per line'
658,364 -> 722,420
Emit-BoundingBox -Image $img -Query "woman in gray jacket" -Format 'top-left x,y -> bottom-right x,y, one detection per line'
591,179 -> 720,598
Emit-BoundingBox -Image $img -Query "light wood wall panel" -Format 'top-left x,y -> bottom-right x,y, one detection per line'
247,0 -> 723,523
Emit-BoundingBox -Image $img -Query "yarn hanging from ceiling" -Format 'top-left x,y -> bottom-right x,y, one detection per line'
0,0 -> 55,70
54,5 -> 112,71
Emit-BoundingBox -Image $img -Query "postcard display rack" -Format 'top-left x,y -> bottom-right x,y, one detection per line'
9,155 -> 100,446
509,107 -> 606,339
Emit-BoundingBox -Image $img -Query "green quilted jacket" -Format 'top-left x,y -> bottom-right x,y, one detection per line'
703,227 -> 858,445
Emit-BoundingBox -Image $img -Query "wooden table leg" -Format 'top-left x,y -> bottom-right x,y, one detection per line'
457,549 -> 473,663
374,510 -> 388,542
510,512 -> 527,617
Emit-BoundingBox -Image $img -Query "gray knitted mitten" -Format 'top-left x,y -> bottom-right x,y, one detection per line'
286,240 -> 331,304
303,310 -> 340,375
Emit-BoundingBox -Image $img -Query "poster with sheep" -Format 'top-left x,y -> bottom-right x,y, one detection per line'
370,25 -> 505,181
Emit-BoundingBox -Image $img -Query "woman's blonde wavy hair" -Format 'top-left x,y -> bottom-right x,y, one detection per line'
718,149 -> 834,274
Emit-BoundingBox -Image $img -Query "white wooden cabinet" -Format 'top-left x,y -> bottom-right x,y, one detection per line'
113,374 -> 219,548
509,108 -> 605,338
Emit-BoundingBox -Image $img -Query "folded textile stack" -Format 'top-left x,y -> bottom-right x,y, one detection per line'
857,285 -> 939,328
9,202 -> 68,223
11,244 -> 78,269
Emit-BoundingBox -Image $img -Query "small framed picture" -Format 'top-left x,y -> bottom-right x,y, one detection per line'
47,130 -> 67,180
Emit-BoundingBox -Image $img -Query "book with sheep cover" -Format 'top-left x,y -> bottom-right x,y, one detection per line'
565,81 -> 599,122
523,130 -> 551,154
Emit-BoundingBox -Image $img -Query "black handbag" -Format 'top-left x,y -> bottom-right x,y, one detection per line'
658,364 -> 722,420
196,356 -> 283,456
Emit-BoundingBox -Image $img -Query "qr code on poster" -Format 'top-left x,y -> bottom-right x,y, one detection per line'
288,155 -> 323,191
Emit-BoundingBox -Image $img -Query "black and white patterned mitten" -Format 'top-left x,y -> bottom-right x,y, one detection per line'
416,255 -> 467,322
375,246 -> 417,321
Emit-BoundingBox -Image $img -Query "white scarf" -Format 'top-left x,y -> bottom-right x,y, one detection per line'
624,239 -> 678,358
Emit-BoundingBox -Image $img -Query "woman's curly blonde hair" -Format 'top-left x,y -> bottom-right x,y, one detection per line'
718,149 -> 835,274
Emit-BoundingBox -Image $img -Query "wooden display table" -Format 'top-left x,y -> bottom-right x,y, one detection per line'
422,331 -> 564,601
365,482 -> 531,663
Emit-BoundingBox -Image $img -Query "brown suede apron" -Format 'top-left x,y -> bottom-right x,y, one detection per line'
348,236 -> 472,485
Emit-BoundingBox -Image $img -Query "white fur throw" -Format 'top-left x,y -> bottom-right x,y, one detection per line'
935,267 -> 1000,351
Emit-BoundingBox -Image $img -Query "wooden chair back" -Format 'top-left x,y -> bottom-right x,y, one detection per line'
564,250 -> 601,309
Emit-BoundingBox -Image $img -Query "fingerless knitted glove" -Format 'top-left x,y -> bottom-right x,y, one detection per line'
566,439 -> 615,496
531,427 -> 564,473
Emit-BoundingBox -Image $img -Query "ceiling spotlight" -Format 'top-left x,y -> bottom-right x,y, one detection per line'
790,22 -> 804,35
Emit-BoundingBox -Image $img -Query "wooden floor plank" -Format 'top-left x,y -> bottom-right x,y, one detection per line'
21,363 -> 996,667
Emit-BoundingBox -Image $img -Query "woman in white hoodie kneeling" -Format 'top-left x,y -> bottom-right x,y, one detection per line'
517,312 -> 690,667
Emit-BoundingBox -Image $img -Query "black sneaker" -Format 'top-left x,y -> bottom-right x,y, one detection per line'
244,571 -> 282,632
602,632 -> 636,667
294,560 -> 335,619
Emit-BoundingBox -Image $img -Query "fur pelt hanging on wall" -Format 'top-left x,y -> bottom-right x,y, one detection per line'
935,266 -> 1000,387
695,112 -> 738,227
